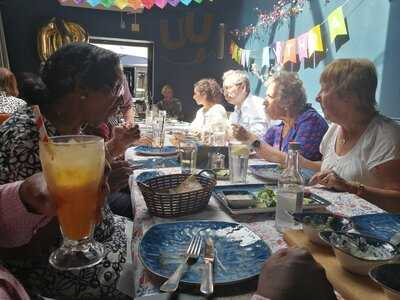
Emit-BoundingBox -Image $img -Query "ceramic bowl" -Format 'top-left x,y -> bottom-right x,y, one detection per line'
320,231 -> 399,276
369,263 -> 400,300
293,212 -> 352,246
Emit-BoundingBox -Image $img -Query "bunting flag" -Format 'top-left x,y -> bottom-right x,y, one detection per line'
193,0 -> 203,3
113,0 -> 126,8
274,41 -> 284,65
261,46 -> 270,68
168,0 -> 180,6
87,0 -> 101,5
328,6 -> 347,42
154,0 -> 167,8
73,0 -> 86,4
101,0 -> 114,7
308,25 -> 324,57
241,49 -> 251,68
283,38 -> 297,64
297,32 -> 308,62
141,0 -> 155,9
180,0 -> 192,4
128,0 -> 142,9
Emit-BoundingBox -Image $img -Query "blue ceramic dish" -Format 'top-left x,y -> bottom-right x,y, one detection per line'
369,263 -> 400,300
135,145 -> 178,156
351,213 -> 400,242
293,212 -> 352,246
128,158 -> 180,169
249,164 -> 315,184
319,231 -> 399,275
139,221 -> 271,284
136,171 -> 164,182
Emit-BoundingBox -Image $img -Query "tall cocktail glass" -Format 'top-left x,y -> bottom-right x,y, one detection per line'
229,141 -> 249,183
39,135 -> 105,270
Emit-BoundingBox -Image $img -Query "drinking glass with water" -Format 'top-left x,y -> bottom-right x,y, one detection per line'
228,141 -> 249,183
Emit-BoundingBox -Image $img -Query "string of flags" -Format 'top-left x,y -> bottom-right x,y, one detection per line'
58,0 -> 212,10
230,4 -> 348,70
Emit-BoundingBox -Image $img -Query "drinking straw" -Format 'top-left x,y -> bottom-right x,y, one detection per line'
32,105 -> 49,142
160,114 -> 166,148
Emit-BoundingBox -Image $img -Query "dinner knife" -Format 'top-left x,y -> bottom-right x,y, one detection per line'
200,238 -> 214,295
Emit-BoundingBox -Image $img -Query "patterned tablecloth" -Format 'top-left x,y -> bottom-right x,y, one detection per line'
126,150 -> 383,299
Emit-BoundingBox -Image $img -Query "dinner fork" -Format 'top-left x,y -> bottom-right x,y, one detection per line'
160,235 -> 202,292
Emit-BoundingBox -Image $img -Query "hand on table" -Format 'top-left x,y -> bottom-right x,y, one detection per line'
256,248 -> 337,300
309,170 -> 354,193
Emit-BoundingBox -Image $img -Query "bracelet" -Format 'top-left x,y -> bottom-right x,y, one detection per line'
354,182 -> 366,197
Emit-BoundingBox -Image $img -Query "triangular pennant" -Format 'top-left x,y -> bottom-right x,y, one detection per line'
128,0 -> 142,9
154,0 -> 167,8
308,25 -> 324,57
180,0 -> 192,5
193,0 -> 203,3
274,41 -> 284,65
114,0 -> 127,8
297,32 -> 308,62
87,0 -> 101,6
283,38 -> 297,64
328,6 -> 347,42
101,0 -> 114,7
261,46 -> 270,68
74,0 -> 86,4
236,48 -> 242,64
168,0 -> 180,6
142,0 -> 154,9
231,43 -> 238,60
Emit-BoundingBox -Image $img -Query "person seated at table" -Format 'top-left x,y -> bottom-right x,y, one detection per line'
233,71 -> 328,162
157,84 -> 183,120
190,78 -> 229,136
223,69 -> 270,137
255,247 -> 337,300
303,59 -> 400,212
0,43 -> 139,299
0,67 -> 26,114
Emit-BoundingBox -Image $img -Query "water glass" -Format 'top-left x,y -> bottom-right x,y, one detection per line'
179,142 -> 197,174
229,141 -> 249,183
152,116 -> 166,148
209,124 -> 227,146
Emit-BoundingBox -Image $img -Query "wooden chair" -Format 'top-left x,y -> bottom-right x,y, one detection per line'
0,113 -> 11,125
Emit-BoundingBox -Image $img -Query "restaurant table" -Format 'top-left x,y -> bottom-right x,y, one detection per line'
126,148 -> 383,299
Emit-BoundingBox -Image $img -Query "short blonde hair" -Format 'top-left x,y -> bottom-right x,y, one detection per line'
222,70 -> 250,93
320,59 -> 377,113
194,78 -> 222,104
271,71 -> 307,117
0,68 -> 19,97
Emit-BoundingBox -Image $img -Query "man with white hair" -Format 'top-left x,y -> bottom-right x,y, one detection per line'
222,70 -> 270,137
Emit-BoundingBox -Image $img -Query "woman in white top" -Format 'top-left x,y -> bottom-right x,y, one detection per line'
304,59 -> 400,212
190,78 -> 228,133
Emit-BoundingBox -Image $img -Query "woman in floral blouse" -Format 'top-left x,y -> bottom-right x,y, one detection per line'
0,68 -> 26,114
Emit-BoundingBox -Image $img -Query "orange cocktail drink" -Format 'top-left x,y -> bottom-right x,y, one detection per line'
39,135 -> 105,270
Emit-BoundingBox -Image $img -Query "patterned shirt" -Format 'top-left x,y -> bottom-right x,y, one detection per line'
0,91 -> 26,114
263,105 -> 328,161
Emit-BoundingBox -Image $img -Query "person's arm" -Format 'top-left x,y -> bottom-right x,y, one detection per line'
0,266 -> 30,300
105,124 -> 141,159
310,159 -> 400,212
0,175 -> 54,248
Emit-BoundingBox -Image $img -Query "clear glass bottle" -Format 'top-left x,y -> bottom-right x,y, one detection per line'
275,142 -> 305,233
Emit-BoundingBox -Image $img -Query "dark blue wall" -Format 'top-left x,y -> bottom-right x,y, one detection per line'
2,0 -> 399,119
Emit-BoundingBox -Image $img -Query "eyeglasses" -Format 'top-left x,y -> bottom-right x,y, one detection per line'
223,83 -> 242,92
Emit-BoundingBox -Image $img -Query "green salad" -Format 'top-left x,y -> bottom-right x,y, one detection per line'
254,188 -> 313,208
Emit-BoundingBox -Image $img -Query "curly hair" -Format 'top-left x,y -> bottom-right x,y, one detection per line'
271,71 -> 307,117
194,78 -> 223,104
0,68 -> 19,97
25,43 -> 121,106
320,59 -> 377,113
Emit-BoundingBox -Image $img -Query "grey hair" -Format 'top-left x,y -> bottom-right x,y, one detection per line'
222,70 -> 250,93
271,71 -> 307,117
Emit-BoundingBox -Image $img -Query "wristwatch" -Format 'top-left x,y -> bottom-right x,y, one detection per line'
251,139 -> 262,150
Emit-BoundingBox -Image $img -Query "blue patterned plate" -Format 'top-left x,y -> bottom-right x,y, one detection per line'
135,146 -> 178,156
351,213 -> 400,242
138,221 -> 270,284
136,171 -> 164,182
128,157 -> 180,169
249,164 -> 315,184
